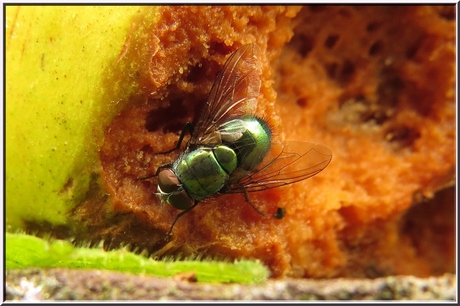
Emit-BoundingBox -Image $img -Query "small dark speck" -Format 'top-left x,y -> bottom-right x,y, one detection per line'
273,207 -> 286,219
41,54 -> 45,71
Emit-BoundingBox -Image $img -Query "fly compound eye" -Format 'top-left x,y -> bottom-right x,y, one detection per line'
158,169 -> 193,210
158,169 -> 180,193
168,190 -> 193,210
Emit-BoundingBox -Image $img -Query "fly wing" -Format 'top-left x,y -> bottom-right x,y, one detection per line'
227,141 -> 332,193
190,44 -> 262,145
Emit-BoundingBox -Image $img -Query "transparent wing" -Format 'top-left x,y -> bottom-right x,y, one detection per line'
227,141 -> 332,193
190,44 -> 262,145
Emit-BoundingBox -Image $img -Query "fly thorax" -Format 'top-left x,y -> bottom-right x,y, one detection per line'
174,147 -> 235,201
222,117 -> 272,171
212,145 -> 237,174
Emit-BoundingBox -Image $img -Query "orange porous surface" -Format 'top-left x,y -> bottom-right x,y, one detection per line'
90,6 -> 455,278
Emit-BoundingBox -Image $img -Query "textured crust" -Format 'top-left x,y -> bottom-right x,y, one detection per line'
89,6 -> 455,278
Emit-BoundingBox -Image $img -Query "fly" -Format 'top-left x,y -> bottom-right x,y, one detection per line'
145,44 -> 332,237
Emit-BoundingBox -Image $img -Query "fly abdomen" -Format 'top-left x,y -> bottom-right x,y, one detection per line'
222,116 -> 272,172
174,146 -> 237,200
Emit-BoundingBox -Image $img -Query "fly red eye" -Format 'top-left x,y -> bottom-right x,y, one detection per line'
168,190 -> 193,210
158,169 -> 180,193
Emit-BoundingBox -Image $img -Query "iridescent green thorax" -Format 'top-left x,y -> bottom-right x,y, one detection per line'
222,116 -> 272,172
174,145 -> 237,200
171,116 -> 271,202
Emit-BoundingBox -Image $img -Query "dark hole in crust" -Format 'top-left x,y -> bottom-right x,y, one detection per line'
368,41 -> 383,56
208,41 -> 233,56
405,36 -> 425,59
340,60 -> 355,83
366,22 -> 380,32
185,63 -> 205,84
145,98 -> 189,133
296,97 -> 308,107
377,73 -> 404,108
385,124 -> 421,148
290,33 -> 315,58
326,60 -> 356,84
436,5 -> 456,21
400,186 -> 455,274
325,62 -> 338,79
324,34 -> 339,49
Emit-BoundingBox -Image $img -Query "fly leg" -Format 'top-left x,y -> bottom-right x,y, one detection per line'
165,201 -> 200,239
242,189 -> 266,216
159,122 -> 195,155
138,123 -> 193,180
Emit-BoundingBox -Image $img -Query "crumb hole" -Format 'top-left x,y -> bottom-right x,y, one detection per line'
145,99 -> 189,133
400,186 -> 455,274
385,124 -> 421,148
377,74 -> 404,107
326,60 -> 356,84
140,144 -> 154,155
209,41 -> 233,56
368,41 -> 383,56
437,6 -> 455,21
186,63 -> 204,83
296,97 -> 308,107
338,8 -> 352,18
405,37 -> 424,59
290,33 -> 315,58
366,22 -> 380,32
325,62 -> 338,79
324,34 -> 339,49
340,60 -> 355,83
